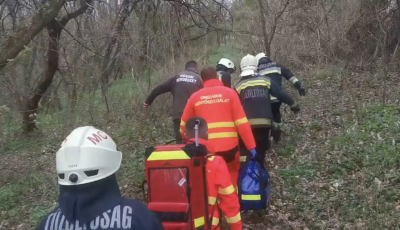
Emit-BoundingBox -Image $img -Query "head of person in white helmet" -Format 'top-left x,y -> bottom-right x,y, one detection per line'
239,54 -> 258,77
217,58 -> 236,74
255,52 -> 272,65
36,126 -> 164,230
216,58 -> 235,87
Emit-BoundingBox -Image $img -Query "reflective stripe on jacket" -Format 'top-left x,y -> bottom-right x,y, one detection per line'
257,58 -> 301,102
191,138 -> 242,230
234,75 -> 273,128
180,79 -> 256,152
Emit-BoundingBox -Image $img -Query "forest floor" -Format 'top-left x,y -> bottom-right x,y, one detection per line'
1,45 -> 400,230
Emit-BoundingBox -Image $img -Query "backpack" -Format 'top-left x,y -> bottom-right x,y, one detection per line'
142,141 -> 213,230
238,160 -> 271,211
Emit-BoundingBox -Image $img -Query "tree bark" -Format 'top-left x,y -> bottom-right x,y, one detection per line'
138,4 -> 151,72
0,0 -> 66,72
100,0 -> 141,90
257,0 -> 270,56
20,0 -> 93,132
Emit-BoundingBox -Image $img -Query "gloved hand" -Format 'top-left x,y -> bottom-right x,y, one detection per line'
249,149 -> 257,158
290,102 -> 300,114
143,103 -> 149,109
298,87 -> 306,96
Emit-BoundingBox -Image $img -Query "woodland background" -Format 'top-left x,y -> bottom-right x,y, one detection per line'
0,0 -> 399,229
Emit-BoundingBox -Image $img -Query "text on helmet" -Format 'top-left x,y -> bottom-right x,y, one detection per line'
87,131 -> 108,145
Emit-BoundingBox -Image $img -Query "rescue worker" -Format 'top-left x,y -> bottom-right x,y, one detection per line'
216,58 -> 236,87
180,66 -> 257,190
255,52 -> 306,143
144,60 -> 203,144
36,126 -> 164,230
184,116 -> 242,230
235,55 -> 300,168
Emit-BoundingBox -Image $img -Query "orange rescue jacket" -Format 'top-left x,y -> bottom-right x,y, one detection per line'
180,79 -> 256,152
190,138 -> 242,230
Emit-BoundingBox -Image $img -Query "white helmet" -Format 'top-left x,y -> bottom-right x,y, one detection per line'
240,54 -> 258,77
255,52 -> 268,63
218,58 -> 236,72
56,126 -> 122,186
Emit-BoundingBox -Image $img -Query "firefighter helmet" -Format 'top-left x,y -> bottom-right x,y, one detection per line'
240,54 -> 258,77
218,58 -> 236,73
56,126 -> 122,185
255,52 -> 268,63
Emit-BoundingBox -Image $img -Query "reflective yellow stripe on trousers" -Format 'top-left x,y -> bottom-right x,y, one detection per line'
225,213 -> 241,224
179,120 -> 185,134
194,216 -> 204,229
239,156 -> 247,162
249,118 -> 271,126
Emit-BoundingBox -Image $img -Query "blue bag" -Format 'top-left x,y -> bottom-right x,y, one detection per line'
238,159 -> 271,211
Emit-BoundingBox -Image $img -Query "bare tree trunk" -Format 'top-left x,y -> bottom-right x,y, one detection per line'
20,19 -> 62,132
138,4 -> 151,72
257,0 -> 270,56
100,0 -> 140,90
0,0 -> 66,72
20,0 -> 93,132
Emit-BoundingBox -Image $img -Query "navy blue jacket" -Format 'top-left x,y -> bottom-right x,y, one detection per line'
217,70 -> 232,88
258,57 -> 302,90
216,64 -> 233,88
36,175 -> 164,230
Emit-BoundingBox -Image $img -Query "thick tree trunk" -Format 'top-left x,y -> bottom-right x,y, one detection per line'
0,0 -> 66,72
20,0 -> 93,132
21,20 -> 62,132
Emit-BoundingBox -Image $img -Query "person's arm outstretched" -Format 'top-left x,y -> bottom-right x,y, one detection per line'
144,76 -> 175,106
280,65 -> 306,96
270,80 -> 300,113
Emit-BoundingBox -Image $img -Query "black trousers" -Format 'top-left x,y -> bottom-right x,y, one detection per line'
271,101 -> 282,123
173,119 -> 183,144
240,127 -> 271,169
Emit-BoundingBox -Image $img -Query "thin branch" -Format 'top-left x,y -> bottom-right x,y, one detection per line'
60,0 -> 93,26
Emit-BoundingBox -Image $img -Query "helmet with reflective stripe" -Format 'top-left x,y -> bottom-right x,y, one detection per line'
56,126 -> 122,185
218,58 -> 236,72
256,52 -> 269,63
240,54 -> 258,77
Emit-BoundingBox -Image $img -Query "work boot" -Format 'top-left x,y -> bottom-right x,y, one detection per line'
271,122 -> 282,143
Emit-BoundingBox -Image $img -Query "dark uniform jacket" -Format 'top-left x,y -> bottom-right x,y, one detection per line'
234,75 -> 295,128
145,67 -> 203,119
258,57 -> 302,102
36,175 -> 164,230
217,70 -> 232,88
